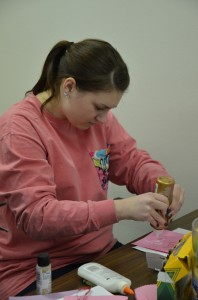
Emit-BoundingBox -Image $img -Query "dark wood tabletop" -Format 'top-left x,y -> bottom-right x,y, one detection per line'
27,209 -> 198,298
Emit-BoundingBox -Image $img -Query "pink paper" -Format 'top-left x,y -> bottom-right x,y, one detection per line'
135,284 -> 157,300
9,290 -> 78,300
132,230 -> 183,253
62,297 -> 127,300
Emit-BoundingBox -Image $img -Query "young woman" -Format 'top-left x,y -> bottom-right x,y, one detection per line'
0,39 -> 184,299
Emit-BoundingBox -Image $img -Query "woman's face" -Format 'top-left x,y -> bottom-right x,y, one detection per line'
51,84 -> 123,129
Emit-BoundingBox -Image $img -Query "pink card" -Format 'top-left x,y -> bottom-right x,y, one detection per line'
132,230 -> 183,253
135,284 -> 157,300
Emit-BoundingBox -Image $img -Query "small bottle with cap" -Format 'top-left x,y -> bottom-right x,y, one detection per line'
36,252 -> 52,295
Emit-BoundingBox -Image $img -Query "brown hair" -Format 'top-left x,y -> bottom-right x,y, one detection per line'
27,39 -> 130,110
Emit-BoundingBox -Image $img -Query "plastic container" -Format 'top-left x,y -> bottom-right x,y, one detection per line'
77,262 -> 134,295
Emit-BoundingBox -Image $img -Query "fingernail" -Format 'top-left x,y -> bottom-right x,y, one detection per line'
166,208 -> 171,215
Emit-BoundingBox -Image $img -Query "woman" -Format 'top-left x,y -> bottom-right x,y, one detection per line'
0,39 -> 184,299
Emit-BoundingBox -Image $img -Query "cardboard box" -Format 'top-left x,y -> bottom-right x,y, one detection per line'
146,251 -> 167,271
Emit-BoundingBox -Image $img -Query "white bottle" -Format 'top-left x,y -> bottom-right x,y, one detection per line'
77,262 -> 134,296
36,252 -> 52,295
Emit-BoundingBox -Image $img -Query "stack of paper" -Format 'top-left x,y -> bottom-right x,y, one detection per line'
132,228 -> 189,271
132,229 -> 184,254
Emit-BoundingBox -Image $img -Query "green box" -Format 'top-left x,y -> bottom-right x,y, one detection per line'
157,272 -> 175,300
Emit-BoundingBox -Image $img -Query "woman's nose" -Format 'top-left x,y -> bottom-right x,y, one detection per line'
95,111 -> 108,123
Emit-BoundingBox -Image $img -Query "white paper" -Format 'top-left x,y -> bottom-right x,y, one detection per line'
56,286 -> 113,300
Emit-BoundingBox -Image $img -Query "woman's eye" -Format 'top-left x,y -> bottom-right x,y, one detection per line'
95,105 -> 110,112
96,106 -> 104,111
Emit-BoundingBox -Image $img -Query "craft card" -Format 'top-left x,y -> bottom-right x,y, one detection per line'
132,230 -> 184,253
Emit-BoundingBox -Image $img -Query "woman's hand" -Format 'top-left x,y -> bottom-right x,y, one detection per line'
114,192 -> 169,228
168,183 -> 185,220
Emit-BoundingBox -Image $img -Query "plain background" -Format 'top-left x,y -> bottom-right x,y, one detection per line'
0,0 -> 197,243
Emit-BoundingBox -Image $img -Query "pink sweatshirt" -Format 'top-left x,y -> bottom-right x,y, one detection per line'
0,94 -> 168,299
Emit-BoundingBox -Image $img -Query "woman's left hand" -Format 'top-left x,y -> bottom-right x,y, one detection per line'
168,183 -> 185,220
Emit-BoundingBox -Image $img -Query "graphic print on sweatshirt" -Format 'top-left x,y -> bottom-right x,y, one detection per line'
89,145 -> 110,190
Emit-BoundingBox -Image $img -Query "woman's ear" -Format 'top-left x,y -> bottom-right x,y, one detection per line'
63,77 -> 76,93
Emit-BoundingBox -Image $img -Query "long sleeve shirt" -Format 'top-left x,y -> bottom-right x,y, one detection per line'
0,94 -> 169,299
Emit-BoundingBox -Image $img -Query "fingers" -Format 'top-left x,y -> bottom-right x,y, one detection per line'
151,193 -> 169,213
170,184 -> 185,216
149,218 -> 158,228
153,193 -> 169,205
146,193 -> 169,228
151,208 -> 168,228
140,193 -> 168,227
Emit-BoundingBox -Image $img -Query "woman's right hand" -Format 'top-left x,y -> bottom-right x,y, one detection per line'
114,192 -> 169,228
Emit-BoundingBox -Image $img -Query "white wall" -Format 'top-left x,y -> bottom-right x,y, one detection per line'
1,0 -> 198,244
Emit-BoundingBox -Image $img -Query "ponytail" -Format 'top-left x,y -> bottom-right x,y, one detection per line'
27,41 -> 73,98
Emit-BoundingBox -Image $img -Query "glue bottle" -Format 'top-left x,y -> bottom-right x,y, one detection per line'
36,252 -> 52,295
77,262 -> 134,295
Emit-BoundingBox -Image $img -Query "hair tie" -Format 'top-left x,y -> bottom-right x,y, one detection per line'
65,42 -> 74,53
53,43 -> 73,74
